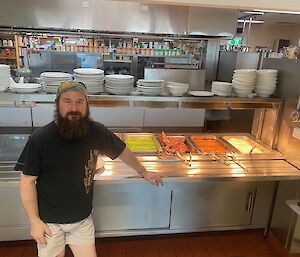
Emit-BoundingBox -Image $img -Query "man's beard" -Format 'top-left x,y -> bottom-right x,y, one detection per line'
55,110 -> 92,140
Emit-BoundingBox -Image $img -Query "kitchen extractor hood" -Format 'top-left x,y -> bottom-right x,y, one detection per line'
0,0 -> 237,37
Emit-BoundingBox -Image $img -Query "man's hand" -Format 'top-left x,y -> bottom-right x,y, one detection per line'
143,171 -> 163,186
30,219 -> 52,244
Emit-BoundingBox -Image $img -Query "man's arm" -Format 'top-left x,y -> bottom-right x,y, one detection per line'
19,173 -> 52,244
118,147 -> 163,186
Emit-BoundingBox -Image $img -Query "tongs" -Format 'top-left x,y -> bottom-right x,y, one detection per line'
176,151 -> 192,167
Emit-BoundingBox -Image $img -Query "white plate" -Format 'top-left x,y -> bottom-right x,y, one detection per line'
41,72 -> 72,78
10,87 -> 41,93
188,91 -> 214,97
137,79 -> 164,83
105,74 -> 134,80
74,68 -> 104,75
10,83 -> 42,89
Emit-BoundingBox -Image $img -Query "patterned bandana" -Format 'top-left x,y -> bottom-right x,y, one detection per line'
56,81 -> 88,99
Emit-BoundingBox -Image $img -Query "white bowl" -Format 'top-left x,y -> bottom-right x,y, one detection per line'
233,88 -> 253,95
256,69 -> 278,75
211,81 -> 232,91
167,82 -> 189,96
255,88 -> 275,94
234,69 -> 257,74
232,83 -> 254,90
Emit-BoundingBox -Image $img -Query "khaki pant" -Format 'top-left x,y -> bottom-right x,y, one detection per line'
38,215 -> 95,257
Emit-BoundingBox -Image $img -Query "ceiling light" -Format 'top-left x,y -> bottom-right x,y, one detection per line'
238,19 -> 265,24
254,9 -> 300,15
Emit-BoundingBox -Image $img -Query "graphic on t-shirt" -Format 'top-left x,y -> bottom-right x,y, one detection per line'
84,150 -> 98,193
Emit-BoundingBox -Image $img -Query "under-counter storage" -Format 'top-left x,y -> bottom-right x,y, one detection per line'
170,182 -> 256,229
170,181 -> 276,230
92,183 -> 171,231
0,182 -> 30,241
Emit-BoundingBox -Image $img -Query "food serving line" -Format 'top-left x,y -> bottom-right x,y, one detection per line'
1,93 -> 300,240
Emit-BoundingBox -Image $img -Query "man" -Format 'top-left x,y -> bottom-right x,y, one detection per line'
16,81 -> 163,257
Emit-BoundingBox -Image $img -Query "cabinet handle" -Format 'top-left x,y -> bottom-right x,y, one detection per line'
247,192 -> 253,213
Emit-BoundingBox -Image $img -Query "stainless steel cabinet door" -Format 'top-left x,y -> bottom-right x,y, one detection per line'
93,184 -> 171,231
0,182 -> 30,240
170,181 -> 256,229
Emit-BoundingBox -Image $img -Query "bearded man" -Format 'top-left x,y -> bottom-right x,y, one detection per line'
16,81 -> 163,257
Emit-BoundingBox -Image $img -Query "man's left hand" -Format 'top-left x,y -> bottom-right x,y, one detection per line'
143,171 -> 163,186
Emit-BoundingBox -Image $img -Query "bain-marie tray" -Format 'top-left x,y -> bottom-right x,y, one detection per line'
157,133 -> 199,156
189,135 -> 235,155
221,135 -> 269,154
124,133 -> 162,154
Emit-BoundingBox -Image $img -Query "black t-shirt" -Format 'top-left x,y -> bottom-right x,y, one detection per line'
15,121 -> 126,224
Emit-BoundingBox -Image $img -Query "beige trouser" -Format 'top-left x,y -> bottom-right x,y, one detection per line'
37,215 -> 95,257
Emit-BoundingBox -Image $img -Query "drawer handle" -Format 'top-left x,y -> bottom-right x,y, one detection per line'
247,192 -> 253,213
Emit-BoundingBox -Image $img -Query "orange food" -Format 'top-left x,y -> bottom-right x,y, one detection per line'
161,132 -> 194,154
191,136 -> 228,154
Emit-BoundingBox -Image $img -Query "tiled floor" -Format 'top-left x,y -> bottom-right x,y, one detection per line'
0,230 -> 278,257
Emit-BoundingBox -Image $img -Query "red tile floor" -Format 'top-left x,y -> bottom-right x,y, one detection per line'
0,230 -> 279,257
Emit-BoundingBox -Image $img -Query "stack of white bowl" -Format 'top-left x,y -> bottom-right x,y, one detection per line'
105,74 -> 134,95
74,68 -> 104,94
136,79 -> 164,96
41,72 -> 72,93
255,69 -> 278,97
0,64 -> 10,92
211,81 -> 232,97
232,69 -> 256,97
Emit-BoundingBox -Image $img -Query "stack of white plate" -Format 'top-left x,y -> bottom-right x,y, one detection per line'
74,68 -> 104,94
41,72 -> 72,93
255,69 -> 278,97
211,81 -> 232,97
105,74 -> 134,95
136,79 -> 164,96
0,64 -> 10,92
232,69 -> 257,97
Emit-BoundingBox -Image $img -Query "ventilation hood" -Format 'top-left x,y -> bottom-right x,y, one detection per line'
0,0 -> 237,38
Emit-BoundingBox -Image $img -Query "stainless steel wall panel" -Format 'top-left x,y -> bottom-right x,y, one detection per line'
51,52 -> 76,73
217,51 -> 237,82
90,107 -> 144,127
143,108 -> 205,127
28,51 -> 52,79
0,108 -> 32,127
32,104 -> 55,127
144,68 -> 205,91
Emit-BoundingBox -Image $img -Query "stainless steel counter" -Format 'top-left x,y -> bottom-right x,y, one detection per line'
2,155 -> 300,183
0,92 -> 283,108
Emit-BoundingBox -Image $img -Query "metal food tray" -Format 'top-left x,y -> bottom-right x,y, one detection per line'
189,135 -> 235,155
157,134 -> 199,156
221,135 -> 269,154
124,133 -> 162,154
